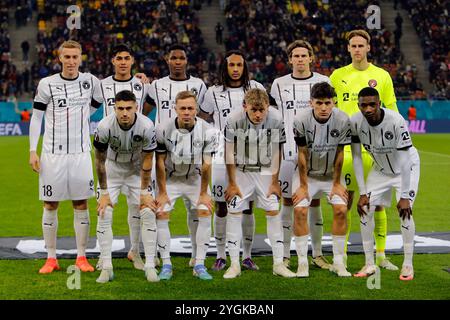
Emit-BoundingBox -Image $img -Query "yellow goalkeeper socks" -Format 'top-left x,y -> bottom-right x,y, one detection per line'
374,209 -> 387,264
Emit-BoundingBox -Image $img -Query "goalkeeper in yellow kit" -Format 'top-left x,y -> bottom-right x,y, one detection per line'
330,29 -> 398,270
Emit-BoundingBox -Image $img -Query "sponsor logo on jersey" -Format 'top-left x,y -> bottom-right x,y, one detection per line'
384,131 -> 394,140
57,99 -> 67,108
330,129 -> 340,138
368,79 -> 378,88
133,83 -> 142,91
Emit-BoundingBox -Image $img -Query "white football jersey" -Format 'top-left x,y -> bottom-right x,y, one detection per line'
148,75 -> 207,126
33,72 -> 103,154
293,108 -> 351,177
224,107 -> 286,171
156,117 -> 218,178
270,72 -> 330,160
351,108 -> 413,175
100,76 -> 152,116
94,113 -> 157,163
201,80 -> 265,131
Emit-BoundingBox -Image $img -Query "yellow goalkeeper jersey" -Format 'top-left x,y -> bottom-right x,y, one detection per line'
330,63 -> 398,117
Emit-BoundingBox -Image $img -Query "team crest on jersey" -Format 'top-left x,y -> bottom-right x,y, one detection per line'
190,88 -> 198,96
133,83 -> 142,91
193,139 -> 203,148
368,79 -> 378,88
330,129 -> 340,138
384,131 -> 394,140
409,190 -> 416,198
82,81 -> 91,90
133,135 -> 143,142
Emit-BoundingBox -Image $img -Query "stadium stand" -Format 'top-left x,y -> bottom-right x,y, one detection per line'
223,0 -> 425,99
402,0 -> 449,100
34,0 -> 213,90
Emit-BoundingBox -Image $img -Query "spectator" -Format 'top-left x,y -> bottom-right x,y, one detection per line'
20,109 -> 31,122
395,13 -> 403,32
21,40 -> 30,61
215,22 -> 224,44
408,105 -> 417,120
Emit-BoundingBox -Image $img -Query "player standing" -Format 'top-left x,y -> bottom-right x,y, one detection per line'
270,40 -> 331,269
93,90 -> 158,283
98,44 -> 154,270
291,82 -> 352,277
148,44 -> 207,267
330,30 -> 399,269
351,87 -> 419,280
200,50 -> 265,271
223,88 -> 296,279
155,91 -> 217,281
29,40 -> 103,273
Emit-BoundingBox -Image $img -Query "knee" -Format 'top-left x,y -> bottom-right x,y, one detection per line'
197,210 -> 211,218
72,200 -> 88,210
333,206 -> 347,221
215,202 -> 228,217
283,197 -> 293,206
294,208 -> 308,222
44,201 -> 59,211
156,212 -> 170,220
265,210 -> 278,217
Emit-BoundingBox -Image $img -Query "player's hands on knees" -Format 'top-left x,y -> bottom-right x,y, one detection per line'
156,192 -> 170,210
267,181 -> 281,199
330,183 -> 349,203
135,73 -> 149,84
97,194 -> 113,217
198,192 -> 213,212
397,198 -> 412,220
140,194 -> 158,212
224,183 -> 242,203
357,194 -> 370,217
29,151 -> 40,173
292,186 -> 309,206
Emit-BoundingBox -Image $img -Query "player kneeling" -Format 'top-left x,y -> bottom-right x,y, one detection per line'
351,87 -> 419,281
292,82 -> 352,278
94,90 -> 159,283
155,91 -> 217,281
223,88 -> 296,279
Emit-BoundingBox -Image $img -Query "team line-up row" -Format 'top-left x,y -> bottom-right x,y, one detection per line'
29,30 -> 418,283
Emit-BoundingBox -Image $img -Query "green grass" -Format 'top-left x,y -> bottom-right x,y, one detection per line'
0,134 -> 449,300
0,254 -> 449,300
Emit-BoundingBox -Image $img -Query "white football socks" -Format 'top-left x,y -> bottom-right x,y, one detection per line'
157,219 -> 171,266
74,209 -> 90,258
332,235 -> 347,265
186,206 -> 198,260
97,206 -> 113,269
295,235 -> 309,265
401,215 -> 416,267
266,214 -> 284,265
226,213 -> 242,265
195,216 -> 211,266
242,213 -> 255,259
309,206 -> 324,258
140,207 -> 157,268
42,208 -> 58,259
214,214 -> 227,259
280,204 -> 293,259
360,207 -> 375,266
127,204 -> 141,254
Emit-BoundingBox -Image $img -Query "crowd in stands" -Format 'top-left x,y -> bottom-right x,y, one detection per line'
34,0 -> 218,90
402,0 -> 449,100
224,0 -> 426,99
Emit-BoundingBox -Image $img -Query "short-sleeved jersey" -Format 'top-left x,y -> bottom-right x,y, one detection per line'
148,75 -> 207,126
93,113 -> 157,163
330,63 -> 398,117
202,80 -> 265,131
224,107 -> 286,172
293,108 -> 351,177
100,76 -> 152,116
156,117 -> 218,178
33,72 -> 103,154
350,109 -> 412,175
270,72 -> 330,160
